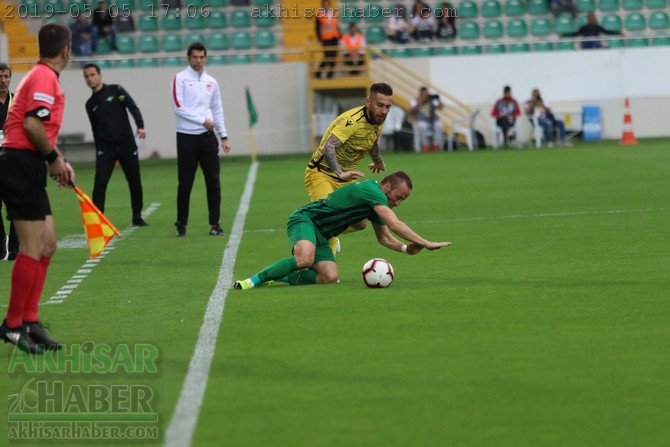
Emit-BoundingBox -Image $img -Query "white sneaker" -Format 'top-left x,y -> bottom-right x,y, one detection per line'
336,238 -> 341,253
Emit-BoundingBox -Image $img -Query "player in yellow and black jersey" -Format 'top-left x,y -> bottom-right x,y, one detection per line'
305,82 -> 394,255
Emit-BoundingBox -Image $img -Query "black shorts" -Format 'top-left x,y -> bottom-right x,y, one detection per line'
0,148 -> 51,221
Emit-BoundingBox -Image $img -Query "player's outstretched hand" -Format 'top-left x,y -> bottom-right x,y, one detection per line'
368,162 -> 386,173
425,241 -> 452,250
339,170 -> 365,182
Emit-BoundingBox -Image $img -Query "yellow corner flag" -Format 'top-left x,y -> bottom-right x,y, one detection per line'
73,185 -> 121,258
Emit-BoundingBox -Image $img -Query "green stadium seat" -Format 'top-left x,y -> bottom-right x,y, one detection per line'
507,18 -> 528,37
208,55 -> 228,65
460,21 -> 480,39
207,11 -> 227,29
340,7 -> 361,25
138,14 -> 158,32
607,38 -> 625,47
457,1 -> 478,19
93,59 -> 113,69
504,0 -> 526,16
230,54 -> 252,64
602,13 -> 622,31
94,38 -> 112,55
388,47 -> 411,58
624,12 -> 646,31
412,47 -> 433,57
555,15 -> 576,33
534,41 -> 554,51
162,34 -> 183,52
114,0 -> 136,12
509,42 -> 530,52
208,0 -> 228,6
646,0 -> 667,8
137,0 -> 156,10
651,36 -> 670,45
186,0 -> 208,7
206,32 -> 229,50
649,11 -> 670,30
556,41 -> 576,50
484,20 -> 504,39
255,53 -> 277,63
627,37 -> 648,46
68,0 -> 88,13
185,32 -> 206,45
162,13 -> 182,31
115,59 -> 135,68
577,14 -> 589,27
482,0 -> 502,18
622,0 -> 643,9
254,30 -> 275,49
254,9 -> 275,27
461,45 -> 483,55
433,46 -> 458,55
253,0 -> 272,5
365,25 -> 386,44
162,57 -> 183,67
116,35 -> 136,54
231,9 -> 251,27
185,14 -> 207,30
231,30 -> 252,49
487,43 -> 506,53
531,18 -> 552,36
365,4 -> 385,23
576,0 -> 596,10
528,0 -> 550,14
138,35 -> 159,52
598,0 -> 619,11
138,58 -> 160,68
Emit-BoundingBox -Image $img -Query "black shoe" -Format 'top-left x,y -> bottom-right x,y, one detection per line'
24,321 -> 62,351
175,222 -> 186,237
132,217 -> 149,226
209,224 -> 224,236
0,320 -> 43,354
7,250 -> 17,261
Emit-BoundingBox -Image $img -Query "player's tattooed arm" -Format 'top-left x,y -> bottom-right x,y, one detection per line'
323,134 -> 344,176
369,143 -> 383,165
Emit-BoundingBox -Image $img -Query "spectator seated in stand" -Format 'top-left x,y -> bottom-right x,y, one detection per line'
410,1 -> 437,42
92,0 -> 119,52
550,0 -> 579,20
386,4 -> 411,43
562,12 -> 623,49
340,23 -> 366,75
70,12 -> 94,61
436,2 -> 457,40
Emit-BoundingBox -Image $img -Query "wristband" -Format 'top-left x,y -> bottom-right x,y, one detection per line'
45,150 -> 59,164
401,244 -> 407,253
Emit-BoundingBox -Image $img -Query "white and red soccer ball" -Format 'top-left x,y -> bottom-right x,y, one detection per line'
362,258 -> 394,288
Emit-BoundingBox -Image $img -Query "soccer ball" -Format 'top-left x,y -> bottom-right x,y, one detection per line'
362,258 -> 394,288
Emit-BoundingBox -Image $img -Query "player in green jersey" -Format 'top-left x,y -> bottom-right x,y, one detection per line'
234,171 -> 451,289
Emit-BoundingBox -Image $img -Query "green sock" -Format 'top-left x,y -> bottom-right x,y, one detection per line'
283,269 -> 317,285
257,256 -> 298,284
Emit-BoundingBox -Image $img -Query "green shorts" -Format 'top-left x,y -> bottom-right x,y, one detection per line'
287,212 -> 336,264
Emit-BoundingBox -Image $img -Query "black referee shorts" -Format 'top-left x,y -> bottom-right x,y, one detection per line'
0,148 -> 52,221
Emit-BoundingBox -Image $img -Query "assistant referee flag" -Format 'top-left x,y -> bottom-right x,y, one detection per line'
74,185 -> 121,258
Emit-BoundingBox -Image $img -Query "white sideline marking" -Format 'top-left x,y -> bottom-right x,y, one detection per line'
41,203 -> 161,306
164,162 -> 258,447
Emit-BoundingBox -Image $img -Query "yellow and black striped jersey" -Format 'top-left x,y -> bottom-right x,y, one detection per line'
309,106 -> 382,175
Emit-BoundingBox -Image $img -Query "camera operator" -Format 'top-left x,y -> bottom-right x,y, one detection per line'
409,87 -> 444,152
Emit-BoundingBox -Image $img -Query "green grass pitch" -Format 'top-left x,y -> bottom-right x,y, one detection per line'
0,139 -> 669,446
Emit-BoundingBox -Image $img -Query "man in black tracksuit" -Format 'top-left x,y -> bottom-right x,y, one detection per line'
83,63 -> 148,226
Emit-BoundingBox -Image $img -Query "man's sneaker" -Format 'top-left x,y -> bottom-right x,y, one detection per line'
132,217 -> 149,227
233,278 -> 255,290
0,320 -> 43,354
336,237 -> 341,253
175,222 -> 186,237
209,224 -> 224,236
25,321 -> 62,351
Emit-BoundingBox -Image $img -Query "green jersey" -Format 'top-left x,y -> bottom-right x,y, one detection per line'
291,179 -> 387,239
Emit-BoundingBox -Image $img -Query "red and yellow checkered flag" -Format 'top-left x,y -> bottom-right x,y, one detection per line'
73,185 -> 121,258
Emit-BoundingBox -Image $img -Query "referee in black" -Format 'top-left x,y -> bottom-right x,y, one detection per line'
83,63 -> 148,226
